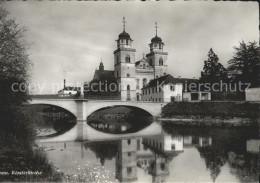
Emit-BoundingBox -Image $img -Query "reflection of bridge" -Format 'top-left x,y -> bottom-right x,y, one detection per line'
29,97 -> 167,141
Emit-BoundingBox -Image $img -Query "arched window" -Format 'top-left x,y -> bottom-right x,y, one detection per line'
143,78 -> 147,87
127,73 -> 130,77
116,55 -> 119,64
159,58 -> 163,66
136,79 -> 140,89
127,85 -> 131,100
143,64 -> 145,69
125,55 -> 130,63
149,59 -> 153,66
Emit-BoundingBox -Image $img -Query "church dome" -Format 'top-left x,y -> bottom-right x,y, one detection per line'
119,31 -> 131,39
151,35 -> 162,43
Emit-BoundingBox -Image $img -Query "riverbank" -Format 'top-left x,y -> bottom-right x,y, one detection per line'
160,101 -> 260,127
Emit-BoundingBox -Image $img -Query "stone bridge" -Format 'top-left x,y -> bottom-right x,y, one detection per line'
29,98 -> 167,141
29,98 -> 166,121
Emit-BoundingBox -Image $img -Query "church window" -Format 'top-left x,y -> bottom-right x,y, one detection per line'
143,78 -> 147,87
121,39 -> 124,43
136,79 -> 139,89
127,85 -> 130,90
149,59 -> 153,66
159,58 -> 163,65
127,139 -> 131,145
127,167 -> 132,175
116,55 -> 119,64
126,39 -> 129,45
126,55 -> 130,63
127,73 -> 130,77
170,85 -> 175,91
143,64 -> 145,69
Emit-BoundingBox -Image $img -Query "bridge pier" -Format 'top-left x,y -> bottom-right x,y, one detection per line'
76,121 -> 85,141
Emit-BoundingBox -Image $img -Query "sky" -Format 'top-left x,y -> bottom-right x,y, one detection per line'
2,1 -> 259,94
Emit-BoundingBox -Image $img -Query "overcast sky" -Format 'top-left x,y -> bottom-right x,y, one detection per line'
3,1 -> 259,94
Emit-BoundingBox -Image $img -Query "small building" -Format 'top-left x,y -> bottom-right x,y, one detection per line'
245,87 -> 260,102
141,74 -> 183,103
58,79 -> 80,97
141,74 -> 211,102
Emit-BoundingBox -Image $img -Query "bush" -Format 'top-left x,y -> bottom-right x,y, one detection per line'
162,101 -> 260,119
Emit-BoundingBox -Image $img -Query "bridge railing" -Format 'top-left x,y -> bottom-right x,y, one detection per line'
30,94 -> 81,99
84,95 -> 121,100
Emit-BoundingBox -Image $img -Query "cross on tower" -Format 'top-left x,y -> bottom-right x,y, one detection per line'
123,17 -> 126,31
155,22 -> 158,36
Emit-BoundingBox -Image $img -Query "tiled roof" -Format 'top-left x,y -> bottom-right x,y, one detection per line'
142,74 -> 201,92
93,70 -> 115,81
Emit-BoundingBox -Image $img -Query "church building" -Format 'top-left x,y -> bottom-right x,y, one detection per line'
86,18 -> 168,101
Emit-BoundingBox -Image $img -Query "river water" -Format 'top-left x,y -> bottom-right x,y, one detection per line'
38,121 -> 259,183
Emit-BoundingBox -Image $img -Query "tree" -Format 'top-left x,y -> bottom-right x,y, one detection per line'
200,48 -> 228,85
0,7 -> 63,182
0,7 -> 31,106
227,41 -> 260,87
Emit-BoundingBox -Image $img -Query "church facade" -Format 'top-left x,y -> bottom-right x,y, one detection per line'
89,19 -> 169,101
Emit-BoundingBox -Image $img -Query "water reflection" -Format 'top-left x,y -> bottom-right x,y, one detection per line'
33,104 -> 76,137
40,123 -> 259,183
87,106 -> 153,134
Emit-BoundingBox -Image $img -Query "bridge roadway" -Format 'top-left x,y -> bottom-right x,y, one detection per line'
29,98 -> 167,141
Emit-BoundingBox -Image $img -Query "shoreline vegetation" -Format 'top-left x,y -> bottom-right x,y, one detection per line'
160,101 -> 260,127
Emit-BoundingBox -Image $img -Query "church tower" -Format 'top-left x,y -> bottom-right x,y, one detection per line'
146,22 -> 168,78
114,17 -> 136,101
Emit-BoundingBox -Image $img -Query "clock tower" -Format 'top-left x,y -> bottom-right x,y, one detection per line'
146,22 -> 168,78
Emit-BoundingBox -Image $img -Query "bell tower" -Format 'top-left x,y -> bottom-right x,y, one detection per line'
114,17 -> 136,101
146,22 -> 168,78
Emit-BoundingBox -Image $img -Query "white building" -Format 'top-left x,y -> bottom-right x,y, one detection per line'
58,79 -> 80,97
141,74 -> 211,102
245,87 -> 260,102
143,132 -> 184,153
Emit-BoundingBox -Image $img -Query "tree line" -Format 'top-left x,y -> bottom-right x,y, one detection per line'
199,41 -> 260,100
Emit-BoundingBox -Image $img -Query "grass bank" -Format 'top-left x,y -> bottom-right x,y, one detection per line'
161,101 -> 260,126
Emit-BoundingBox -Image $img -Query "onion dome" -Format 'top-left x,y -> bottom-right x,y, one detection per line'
119,30 -> 131,39
151,35 -> 162,43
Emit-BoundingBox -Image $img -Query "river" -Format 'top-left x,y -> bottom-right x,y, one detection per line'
38,121 -> 259,183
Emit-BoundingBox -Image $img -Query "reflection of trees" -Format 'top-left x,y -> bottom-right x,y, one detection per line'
197,146 -> 226,182
228,151 -> 258,182
163,124 -> 259,182
162,124 -> 258,141
86,140 -> 118,166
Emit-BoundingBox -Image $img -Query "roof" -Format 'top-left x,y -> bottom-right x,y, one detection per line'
93,70 -> 115,81
118,30 -> 131,39
142,74 -> 200,91
151,35 -> 162,43
135,58 -> 147,66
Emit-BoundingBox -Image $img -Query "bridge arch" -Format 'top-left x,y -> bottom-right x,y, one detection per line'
86,105 -> 153,119
29,99 -> 79,118
82,101 -> 162,120
30,103 -> 77,118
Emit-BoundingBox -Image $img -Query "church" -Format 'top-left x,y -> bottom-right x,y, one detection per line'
86,18 -> 169,101
85,18 -> 211,102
